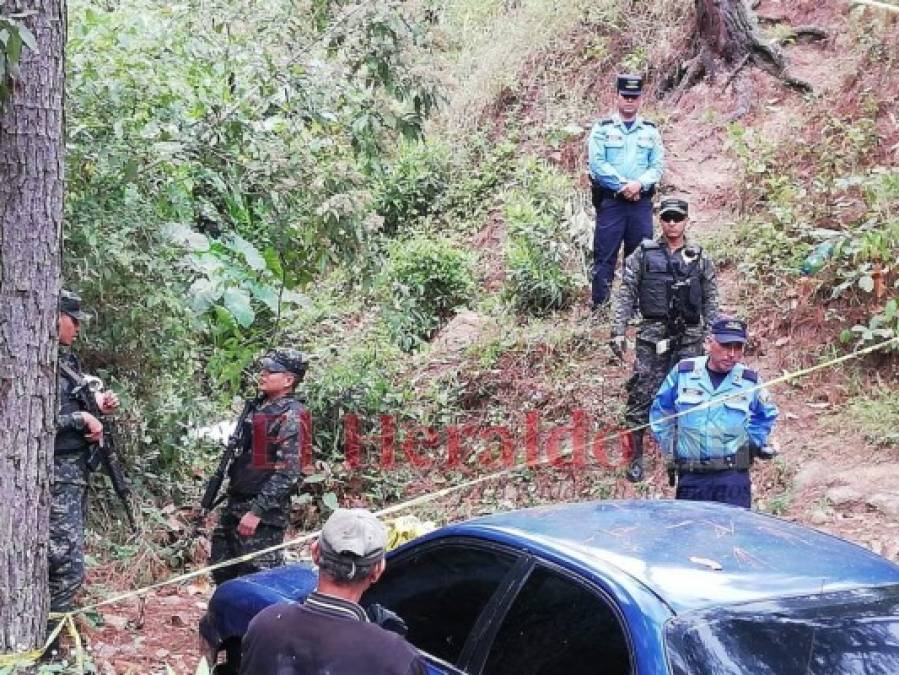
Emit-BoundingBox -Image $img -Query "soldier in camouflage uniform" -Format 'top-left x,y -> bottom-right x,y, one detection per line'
610,198 -> 719,482
209,348 -> 308,585
52,291 -> 120,615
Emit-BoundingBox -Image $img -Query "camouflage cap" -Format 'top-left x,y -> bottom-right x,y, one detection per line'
59,289 -> 88,321
259,347 -> 308,379
659,197 -> 688,217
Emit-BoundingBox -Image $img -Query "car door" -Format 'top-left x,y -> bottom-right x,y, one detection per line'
469,558 -> 636,675
361,537 -> 527,672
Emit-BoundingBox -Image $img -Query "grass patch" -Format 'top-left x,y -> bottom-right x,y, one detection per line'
844,386 -> 899,447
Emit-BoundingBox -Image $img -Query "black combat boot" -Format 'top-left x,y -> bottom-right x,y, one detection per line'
625,430 -> 645,483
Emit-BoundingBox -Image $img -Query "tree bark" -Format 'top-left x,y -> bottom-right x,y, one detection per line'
0,0 -> 65,655
694,0 -> 813,92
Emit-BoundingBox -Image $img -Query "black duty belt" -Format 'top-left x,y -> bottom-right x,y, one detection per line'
676,455 -> 751,473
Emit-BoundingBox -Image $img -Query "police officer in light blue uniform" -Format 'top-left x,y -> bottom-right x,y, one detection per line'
588,73 -> 665,309
649,318 -> 779,508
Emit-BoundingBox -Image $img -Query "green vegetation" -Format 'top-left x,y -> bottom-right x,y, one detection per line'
378,236 -> 476,350
502,159 -> 586,314
845,386 -> 899,447
726,105 -> 899,350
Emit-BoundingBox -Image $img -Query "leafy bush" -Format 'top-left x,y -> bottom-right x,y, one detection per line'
440,137 -> 517,227
501,159 -> 581,314
378,236 -> 476,350
304,341 -> 409,464
373,140 -> 453,234
727,109 -> 898,351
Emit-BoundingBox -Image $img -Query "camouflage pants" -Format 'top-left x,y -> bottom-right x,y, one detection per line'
210,498 -> 286,585
49,455 -> 89,613
624,337 -> 703,429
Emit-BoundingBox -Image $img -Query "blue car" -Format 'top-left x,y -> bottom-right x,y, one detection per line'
199,500 -> 899,674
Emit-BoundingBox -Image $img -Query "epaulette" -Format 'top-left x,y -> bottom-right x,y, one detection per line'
742,368 -> 758,383
641,239 -> 660,249
678,360 -> 695,372
598,118 -> 614,125
641,119 -> 657,127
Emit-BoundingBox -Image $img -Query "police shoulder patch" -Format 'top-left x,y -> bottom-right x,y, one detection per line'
742,369 -> 759,383
678,360 -> 695,372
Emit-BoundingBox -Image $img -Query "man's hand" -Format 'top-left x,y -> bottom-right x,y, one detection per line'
610,335 -> 627,362
96,391 -> 119,414
620,180 -> 642,200
82,412 -> 104,444
366,604 -> 408,637
237,512 -> 261,537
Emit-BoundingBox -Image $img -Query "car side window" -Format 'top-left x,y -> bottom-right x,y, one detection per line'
362,544 -> 517,665
483,565 -> 632,675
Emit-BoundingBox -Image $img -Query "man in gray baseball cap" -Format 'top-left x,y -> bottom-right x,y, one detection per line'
240,508 -> 426,675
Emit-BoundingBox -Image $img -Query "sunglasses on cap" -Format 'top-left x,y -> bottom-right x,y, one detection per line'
660,212 -> 686,223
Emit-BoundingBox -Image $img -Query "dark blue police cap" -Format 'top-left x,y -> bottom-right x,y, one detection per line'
710,317 -> 748,344
616,73 -> 643,96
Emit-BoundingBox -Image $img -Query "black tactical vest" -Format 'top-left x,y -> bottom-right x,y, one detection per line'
227,397 -> 301,498
55,352 -> 90,453
638,241 -> 703,324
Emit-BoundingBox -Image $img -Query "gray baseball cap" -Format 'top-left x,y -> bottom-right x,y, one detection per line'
321,508 -> 387,558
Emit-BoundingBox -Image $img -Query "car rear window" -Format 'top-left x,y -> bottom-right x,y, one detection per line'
666,584 -> 899,675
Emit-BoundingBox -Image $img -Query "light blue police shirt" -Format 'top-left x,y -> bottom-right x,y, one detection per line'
587,114 -> 665,193
650,356 -> 779,462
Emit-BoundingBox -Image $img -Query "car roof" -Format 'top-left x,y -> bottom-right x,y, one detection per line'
423,500 -> 899,613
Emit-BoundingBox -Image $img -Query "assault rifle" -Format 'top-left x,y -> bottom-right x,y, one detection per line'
199,396 -> 262,513
60,364 -> 137,532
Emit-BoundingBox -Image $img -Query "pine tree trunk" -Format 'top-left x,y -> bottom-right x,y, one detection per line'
693,0 -> 812,91
0,0 -> 65,654
696,0 -> 762,63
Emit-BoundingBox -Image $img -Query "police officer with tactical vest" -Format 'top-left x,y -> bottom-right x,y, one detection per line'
588,73 -> 665,310
650,318 -> 779,508
209,348 -> 307,585
52,291 -> 121,620
610,198 -> 719,482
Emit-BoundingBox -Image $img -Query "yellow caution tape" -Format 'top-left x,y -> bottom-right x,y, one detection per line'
3,334 -> 897,668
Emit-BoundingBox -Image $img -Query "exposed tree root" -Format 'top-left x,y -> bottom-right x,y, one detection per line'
748,40 -> 814,93
722,53 -> 751,92
666,0 -> 821,98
